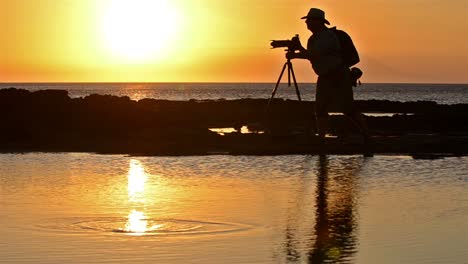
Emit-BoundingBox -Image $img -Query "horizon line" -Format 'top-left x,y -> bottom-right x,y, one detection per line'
1,82 -> 468,85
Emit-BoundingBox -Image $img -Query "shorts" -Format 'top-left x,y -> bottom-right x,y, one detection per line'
315,66 -> 356,117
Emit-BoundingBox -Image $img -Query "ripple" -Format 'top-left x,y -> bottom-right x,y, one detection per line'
36,217 -> 252,236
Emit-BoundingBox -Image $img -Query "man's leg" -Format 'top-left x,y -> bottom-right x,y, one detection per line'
338,67 -> 370,140
315,76 -> 331,140
346,111 -> 373,156
345,111 -> 370,139
316,114 -> 329,139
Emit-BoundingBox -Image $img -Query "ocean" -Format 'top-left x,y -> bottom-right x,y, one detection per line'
2,83 -> 468,104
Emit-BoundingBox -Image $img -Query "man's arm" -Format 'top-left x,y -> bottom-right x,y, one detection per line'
285,40 -> 311,60
286,49 -> 310,60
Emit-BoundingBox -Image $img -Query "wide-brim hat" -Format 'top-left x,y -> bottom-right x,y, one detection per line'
301,8 -> 330,25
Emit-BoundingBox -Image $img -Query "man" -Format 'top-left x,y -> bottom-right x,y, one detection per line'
287,8 -> 369,142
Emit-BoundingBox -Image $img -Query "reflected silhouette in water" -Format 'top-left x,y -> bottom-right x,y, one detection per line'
284,155 -> 365,263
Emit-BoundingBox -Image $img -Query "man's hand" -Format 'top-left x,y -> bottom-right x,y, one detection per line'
286,51 -> 297,60
286,50 -> 309,60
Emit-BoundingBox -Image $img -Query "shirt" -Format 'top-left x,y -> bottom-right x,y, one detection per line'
307,29 -> 343,76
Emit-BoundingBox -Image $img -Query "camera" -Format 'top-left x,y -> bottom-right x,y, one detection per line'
270,34 -> 302,51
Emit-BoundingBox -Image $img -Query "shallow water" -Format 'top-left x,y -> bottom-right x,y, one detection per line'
1,153 -> 467,263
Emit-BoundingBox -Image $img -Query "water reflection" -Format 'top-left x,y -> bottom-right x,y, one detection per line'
128,159 -> 147,203
124,209 -> 164,234
124,210 -> 149,233
123,159 -> 151,235
284,155 -> 364,263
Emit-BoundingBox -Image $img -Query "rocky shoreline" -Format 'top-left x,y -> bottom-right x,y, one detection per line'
1,88 -> 467,157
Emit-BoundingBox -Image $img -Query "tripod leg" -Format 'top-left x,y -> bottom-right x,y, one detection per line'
288,61 -> 313,135
267,62 -> 288,111
287,62 -> 291,87
289,61 -> 302,101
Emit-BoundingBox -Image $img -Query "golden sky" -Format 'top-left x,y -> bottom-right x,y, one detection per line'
1,0 -> 467,83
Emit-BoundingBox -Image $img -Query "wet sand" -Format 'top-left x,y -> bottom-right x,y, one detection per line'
1,88 -> 467,156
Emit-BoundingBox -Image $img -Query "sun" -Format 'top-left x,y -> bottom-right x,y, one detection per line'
101,0 -> 182,62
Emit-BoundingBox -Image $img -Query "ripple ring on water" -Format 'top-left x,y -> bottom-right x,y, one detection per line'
36,217 -> 253,237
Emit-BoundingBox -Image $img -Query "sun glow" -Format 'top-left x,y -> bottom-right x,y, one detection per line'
101,0 -> 182,62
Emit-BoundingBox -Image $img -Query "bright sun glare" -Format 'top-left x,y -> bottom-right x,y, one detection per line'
101,0 -> 181,62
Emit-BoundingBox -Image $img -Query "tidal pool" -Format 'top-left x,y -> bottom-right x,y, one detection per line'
0,153 -> 467,263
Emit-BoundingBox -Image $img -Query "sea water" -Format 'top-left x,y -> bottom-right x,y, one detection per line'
2,83 -> 468,104
1,153 -> 467,264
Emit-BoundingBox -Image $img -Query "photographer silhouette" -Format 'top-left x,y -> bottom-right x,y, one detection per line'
288,8 -> 370,143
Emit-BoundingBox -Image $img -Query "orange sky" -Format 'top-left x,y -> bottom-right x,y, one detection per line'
1,0 -> 467,83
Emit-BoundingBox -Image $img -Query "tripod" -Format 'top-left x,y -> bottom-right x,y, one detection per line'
267,58 -> 302,111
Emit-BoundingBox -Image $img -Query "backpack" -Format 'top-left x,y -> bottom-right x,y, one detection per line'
331,27 -> 360,67
350,67 -> 363,87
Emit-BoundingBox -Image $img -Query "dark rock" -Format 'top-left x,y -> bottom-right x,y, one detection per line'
1,88 -> 467,156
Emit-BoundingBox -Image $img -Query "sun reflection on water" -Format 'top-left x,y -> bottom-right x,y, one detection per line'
125,210 -> 148,234
128,159 -> 147,203
124,159 -> 156,235
123,209 -> 163,235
